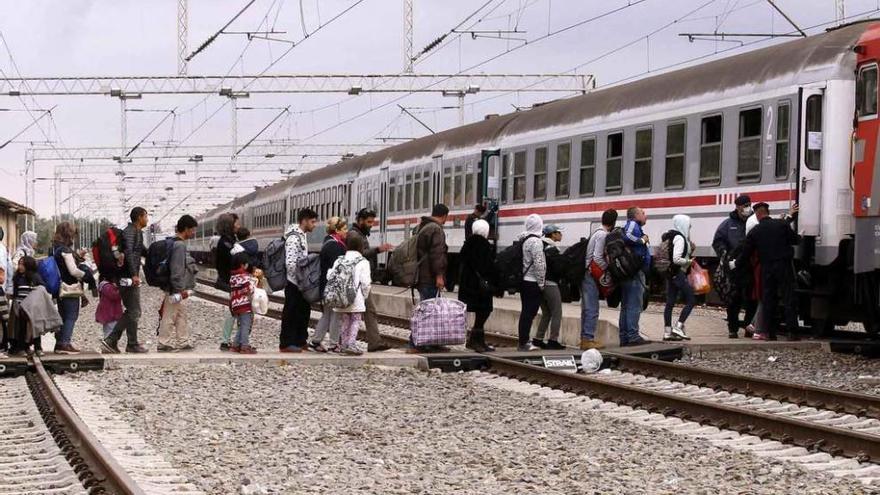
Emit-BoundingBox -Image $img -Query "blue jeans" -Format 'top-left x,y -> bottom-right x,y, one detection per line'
581,276 -> 600,339
664,272 -> 695,327
233,312 -> 254,347
618,271 -> 645,344
56,297 -> 80,345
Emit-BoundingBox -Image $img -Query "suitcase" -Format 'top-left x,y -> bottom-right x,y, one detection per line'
410,296 -> 467,347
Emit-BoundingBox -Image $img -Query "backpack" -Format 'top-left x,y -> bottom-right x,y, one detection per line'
494,234 -> 538,293
262,236 -> 288,292
713,251 -> 736,304
653,230 -> 683,277
295,253 -> 322,303
38,247 -> 62,297
388,230 -> 420,288
604,227 -> 642,283
92,227 -> 125,280
144,237 -> 176,289
323,255 -> 362,309
560,236 -> 591,286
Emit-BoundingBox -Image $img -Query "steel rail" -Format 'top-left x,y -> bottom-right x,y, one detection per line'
485,355 -> 880,461
32,357 -> 145,495
606,352 -> 880,420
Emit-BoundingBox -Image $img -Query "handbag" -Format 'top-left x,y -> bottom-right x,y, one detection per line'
59,281 -> 84,299
475,272 -> 494,295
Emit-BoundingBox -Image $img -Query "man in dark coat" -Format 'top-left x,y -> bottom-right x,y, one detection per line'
348,208 -> 393,352
416,204 -> 450,302
712,194 -> 757,338
463,203 -> 487,239
734,202 -> 801,340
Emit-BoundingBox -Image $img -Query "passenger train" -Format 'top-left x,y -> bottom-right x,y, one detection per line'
192,21 -> 880,335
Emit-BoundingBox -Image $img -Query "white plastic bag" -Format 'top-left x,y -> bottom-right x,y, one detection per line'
580,349 -> 603,374
251,288 -> 269,315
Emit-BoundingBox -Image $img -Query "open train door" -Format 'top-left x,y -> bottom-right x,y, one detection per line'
479,149 -> 501,240
797,86 -> 825,237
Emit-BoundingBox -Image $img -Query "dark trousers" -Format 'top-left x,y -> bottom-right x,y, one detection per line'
518,281 -> 542,346
664,272 -> 695,327
473,310 -> 491,330
726,285 -> 758,333
280,282 -> 310,348
761,260 -> 798,338
107,285 -> 141,346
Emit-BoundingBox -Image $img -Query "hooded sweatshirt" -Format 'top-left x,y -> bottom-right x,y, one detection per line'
671,214 -> 692,271
519,214 -> 546,287
284,224 -> 308,285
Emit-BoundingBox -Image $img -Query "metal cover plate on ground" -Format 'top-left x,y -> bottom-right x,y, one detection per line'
0,357 -> 30,377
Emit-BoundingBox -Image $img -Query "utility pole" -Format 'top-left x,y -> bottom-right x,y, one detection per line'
178,0 -> 189,75
836,0 -> 846,26
403,0 -> 414,73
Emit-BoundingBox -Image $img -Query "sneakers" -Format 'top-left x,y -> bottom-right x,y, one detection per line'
280,345 -> 303,353
544,340 -> 566,350
309,341 -> 328,353
219,343 -> 231,352
238,345 -> 257,354
341,346 -> 363,356
663,327 -> 681,342
518,343 -> 539,352
580,338 -> 603,350
367,343 -> 392,352
728,330 -> 739,339
125,344 -> 148,354
671,322 -> 690,341
752,333 -> 768,341
621,338 -> 651,347
531,339 -> 547,349
100,339 -> 121,354
744,325 -> 755,339
54,344 -> 80,355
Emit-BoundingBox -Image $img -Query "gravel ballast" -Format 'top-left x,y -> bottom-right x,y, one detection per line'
62,364 -> 872,494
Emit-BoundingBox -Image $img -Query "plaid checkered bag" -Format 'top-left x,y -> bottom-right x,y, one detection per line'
410,295 -> 467,347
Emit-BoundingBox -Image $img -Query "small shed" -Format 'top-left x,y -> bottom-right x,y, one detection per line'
0,197 -> 35,253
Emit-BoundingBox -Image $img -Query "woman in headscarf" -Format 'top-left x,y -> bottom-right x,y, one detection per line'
13,231 -> 37,268
458,219 -> 497,352
516,214 -> 545,352
662,214 -> 694,341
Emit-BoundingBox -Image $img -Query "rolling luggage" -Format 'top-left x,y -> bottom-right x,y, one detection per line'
410,295 -> 467,347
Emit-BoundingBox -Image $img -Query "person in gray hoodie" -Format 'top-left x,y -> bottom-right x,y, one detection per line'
157,215 -> 198,352
516,214 -> 546,352
662,214 -> 694,341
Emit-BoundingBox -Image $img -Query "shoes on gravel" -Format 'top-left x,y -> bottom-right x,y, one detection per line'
752,333 -> 768,341
54,344 -> 80,355
308,341 -> 328,353
580,338 -> 603,350
238,345 -> 257,354
125,344 -> 148,354
545,340 -> 566,350
367,343 -> 391,352
157,345 -> 177,352
341,346 -> 363,356
280,345 -> 303,353
219,343 -> 231,352
728,331 -> 739,339
230,345 -> 241,353
100,339 -> 120,354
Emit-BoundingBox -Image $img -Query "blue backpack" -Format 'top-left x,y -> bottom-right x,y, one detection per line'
38,247 -> 62,297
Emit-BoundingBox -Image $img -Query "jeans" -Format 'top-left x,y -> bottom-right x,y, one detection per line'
280,282 -> 310,348
233,312 -> 254,347
339,312 -> 363,349
664,272 -> 695,327
535,284 -> 562,342
618,271 -> 645,344
56,297 -> 80,345
517,281 -> 542,346
581,275 -> 600,339
102,322 -> 117,339
108,285 -> 141,346
312,308 -> 341,346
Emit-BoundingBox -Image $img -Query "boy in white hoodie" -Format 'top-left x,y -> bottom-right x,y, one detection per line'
662,214 -> 694,341
329,232 -> 371,355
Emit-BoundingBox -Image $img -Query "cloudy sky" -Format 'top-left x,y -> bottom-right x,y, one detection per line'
0,0 -> 872,225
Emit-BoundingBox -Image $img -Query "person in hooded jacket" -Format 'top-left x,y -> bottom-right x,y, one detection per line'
517,214 -> 546,352
458,219 -> 497,352
662,214 -> 694,342
309,216 -> 348,352
12,231 -> 37,269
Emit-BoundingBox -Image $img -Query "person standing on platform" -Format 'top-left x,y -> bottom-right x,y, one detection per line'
279,208 -> 318,353
533,224 -> 565,350
662,214 -> 694,342
309,216 -> 348,352
330,232 -> 372,356
228,252 -> 257,354
712,195 -> 757,338
581,209 -> 617,350
216,213 -> 240,351
619,207 -> 651,346
516,214 -> 545,352
52,222 -> 85,355
458,219 -> 497,352
157,215 -> 199,352
349,208 -> 393,352
102,207 -> 149,354
464,203 -> 487,240
415,203 -> 449,302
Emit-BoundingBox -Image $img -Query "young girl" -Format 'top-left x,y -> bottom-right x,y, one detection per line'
12,256 -> 45,356
328,232 -> 370,356
96,280 -> 123,341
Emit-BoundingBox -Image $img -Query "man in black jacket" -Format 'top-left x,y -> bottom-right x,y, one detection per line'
734,202 -> 800,340
712,194 -> 757,338
101,207 -> 149,354
349,208 -> 393,352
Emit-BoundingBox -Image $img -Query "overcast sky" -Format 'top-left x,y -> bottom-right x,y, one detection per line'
0,0 -> 872,226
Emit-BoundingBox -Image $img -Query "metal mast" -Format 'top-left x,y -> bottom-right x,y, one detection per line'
178,0 -> 189,75
403,0 -> 414,73
836,0 -> 846,26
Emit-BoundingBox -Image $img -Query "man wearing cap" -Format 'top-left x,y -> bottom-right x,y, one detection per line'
532,224 -> 566,349
712,194 -> 758,338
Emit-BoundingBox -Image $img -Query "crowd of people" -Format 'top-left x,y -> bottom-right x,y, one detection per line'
0,192 -> 801,358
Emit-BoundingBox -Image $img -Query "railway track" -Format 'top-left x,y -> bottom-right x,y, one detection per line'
194,276 -> 880,465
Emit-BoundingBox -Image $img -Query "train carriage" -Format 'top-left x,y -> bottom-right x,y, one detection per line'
194,20 -> 880,335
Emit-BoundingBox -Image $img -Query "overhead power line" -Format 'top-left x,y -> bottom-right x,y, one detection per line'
185,0 -> 258,62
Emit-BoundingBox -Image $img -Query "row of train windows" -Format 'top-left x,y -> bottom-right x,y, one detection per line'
253,200 -> 286,229
388,170 -> 431,214
291,185 -> 349,223
500,101 -> 801,203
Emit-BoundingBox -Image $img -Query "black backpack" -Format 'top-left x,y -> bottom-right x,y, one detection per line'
560,236 -> 591,286
604,227 -> 642,283
144,237 -> 176,289
495,234 -> 538,293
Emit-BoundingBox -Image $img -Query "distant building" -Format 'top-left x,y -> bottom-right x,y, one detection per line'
0,197 -> 35,252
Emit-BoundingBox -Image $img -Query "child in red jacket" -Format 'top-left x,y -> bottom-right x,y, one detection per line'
96,280 -> 123,339
229,252 -> 256,354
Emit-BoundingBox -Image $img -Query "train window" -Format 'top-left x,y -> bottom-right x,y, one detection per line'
422,171 -> 430,209
579,138 -> 595,196
634,129 -> 653,191
414,171 -> 422,211
466,170 -> 475,206
443,167 -> 452,206
396,174 -> 404,212
405,172 -> 413,211
665,122 -> 686,189
737,108 -> 762,182
858,64 -> 878,119
805,94 -> 823,170
388,176 -> 397,213
775,102 -> 790,179
513,151 -> 527,202
501,154 -> 510,204
700,115 -> 723,186
453,165 -> 463,207
534,147 -> 548,200
605,133 -> 623,194
555,143 -> 571,199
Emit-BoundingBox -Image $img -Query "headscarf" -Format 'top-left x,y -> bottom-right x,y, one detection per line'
745,213 -> 759,235
471,219 -> 490,239
524,214 -> 543,236
672,214 -> 691,241
18,231 -> 37,257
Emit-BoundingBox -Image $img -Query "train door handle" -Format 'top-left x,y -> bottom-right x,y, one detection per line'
801,177 -> 813,193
